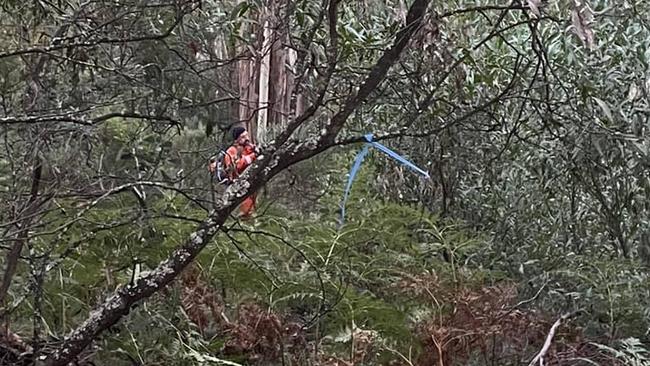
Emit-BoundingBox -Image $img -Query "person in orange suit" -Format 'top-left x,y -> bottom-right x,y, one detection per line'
209,126 -> 257,219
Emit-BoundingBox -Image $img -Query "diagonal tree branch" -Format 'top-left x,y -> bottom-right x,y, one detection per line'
318,0 -> 429,144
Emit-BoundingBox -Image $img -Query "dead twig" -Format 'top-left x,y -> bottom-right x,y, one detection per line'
528,310 -> 581,366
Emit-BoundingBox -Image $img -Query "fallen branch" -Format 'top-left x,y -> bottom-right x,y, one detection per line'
528,310 -> 581,366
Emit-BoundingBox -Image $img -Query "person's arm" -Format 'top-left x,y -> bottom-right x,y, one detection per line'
236,155 -> 250,171
237,152 -> 257,172
236,145 -> 256,171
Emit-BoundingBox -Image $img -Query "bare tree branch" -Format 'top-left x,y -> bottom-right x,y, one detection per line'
0,158 -> 43,307
528,311 -> 581,366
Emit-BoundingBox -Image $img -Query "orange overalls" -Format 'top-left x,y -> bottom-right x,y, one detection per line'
223,144 -> 257,218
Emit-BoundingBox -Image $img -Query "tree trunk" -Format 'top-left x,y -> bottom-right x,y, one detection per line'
235,0 -> 300,143
286,47 -> 305,118
268,31 -> 287,129
257,17 -> 272,144
266,0 -> 302,138
235,0 -> 261,139
238,54 -> 259,137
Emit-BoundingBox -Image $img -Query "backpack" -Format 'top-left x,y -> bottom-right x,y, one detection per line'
212,145 -> 243,185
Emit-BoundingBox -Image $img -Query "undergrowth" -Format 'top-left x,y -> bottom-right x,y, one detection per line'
6,152 -> 650,365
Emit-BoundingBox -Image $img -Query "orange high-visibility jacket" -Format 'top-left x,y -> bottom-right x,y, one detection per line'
223,144 -> 256,180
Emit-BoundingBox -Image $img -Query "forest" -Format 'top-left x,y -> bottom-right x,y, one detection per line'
1,0 -> 650,365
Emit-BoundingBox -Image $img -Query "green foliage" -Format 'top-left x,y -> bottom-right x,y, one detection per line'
23,150 -> 489,364
592,338 -> 650,366
2,0 -> 650,364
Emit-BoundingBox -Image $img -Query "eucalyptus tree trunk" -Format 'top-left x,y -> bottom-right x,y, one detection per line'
234,0 -> 260,138
267,0 -> 302,138
257,13 -> 272,143
233,0 -> 300,144
237,46 -> 259,139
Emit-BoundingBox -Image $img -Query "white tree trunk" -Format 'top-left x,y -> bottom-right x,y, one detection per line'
257,18 -> 272,144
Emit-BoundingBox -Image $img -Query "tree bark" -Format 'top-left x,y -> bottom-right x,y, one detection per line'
235,0 -> 261,136
238,54 -> 259,135
268,0 -> 292,134
238,0 -> 298,143
257,16 -> 272,144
